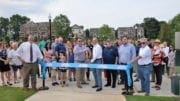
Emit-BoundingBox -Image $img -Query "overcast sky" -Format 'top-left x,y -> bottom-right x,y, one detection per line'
0,0 -> 180,28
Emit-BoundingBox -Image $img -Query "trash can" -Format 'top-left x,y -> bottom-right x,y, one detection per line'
175,49 -> 180,66
171,75 -> 180,95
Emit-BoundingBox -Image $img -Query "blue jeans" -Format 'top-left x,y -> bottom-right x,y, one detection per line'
138,64 -> 152,94
92,59 -> 102,88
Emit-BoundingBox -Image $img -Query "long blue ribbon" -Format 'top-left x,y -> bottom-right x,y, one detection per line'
39,60 -> 132,86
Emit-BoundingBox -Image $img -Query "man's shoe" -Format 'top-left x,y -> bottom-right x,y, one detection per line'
92,85 -> 98,88
138,90 -> 145,93
81,82 -> 89,85
52,82 -> 56,86
121,88 -> 126,90
96,88 -> 102,92
118,81 -> 124,85
77,85 -> 82,88
69,78 -> 72,82
134,79 -> 139,82
145,93 -> 150,96
122,91 -> 133,95
104,84 -> 111,87
151,80 -> 155,82
111,85 -> 116,88
54,82 -> 59,85
7,82 -> 12,86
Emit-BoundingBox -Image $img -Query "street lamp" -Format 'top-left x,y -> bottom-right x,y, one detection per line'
48,14 -> 52,43
134,26 -> 138,40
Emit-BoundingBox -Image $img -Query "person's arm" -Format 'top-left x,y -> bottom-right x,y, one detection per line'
55,45 -> 59,58
131,45 -> 136,60
114,48 -> 118,64
0,57 -> 5,62
16,43 -> 25,63
91,45 -> 101,63
36,45 -> 43,60
73,46 -> 86,54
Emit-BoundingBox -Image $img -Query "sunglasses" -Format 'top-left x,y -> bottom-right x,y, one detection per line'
141,42 -> 146,44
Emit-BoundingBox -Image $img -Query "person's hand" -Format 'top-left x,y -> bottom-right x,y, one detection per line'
4,60 -> 8,65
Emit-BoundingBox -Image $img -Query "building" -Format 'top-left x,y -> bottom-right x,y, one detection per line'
89,28 -> 99,38
117,25 -> 144,39
133,24 -> 144,39
19,21 -> 55,39
117,27 -> 135,38
71,24 -> 84,38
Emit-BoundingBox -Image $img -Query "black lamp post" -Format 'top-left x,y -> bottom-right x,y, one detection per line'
134,26 -> 138,40
48,14 -> 52,43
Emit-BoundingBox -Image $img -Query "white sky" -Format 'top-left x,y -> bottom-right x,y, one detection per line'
0,0 -> 180,28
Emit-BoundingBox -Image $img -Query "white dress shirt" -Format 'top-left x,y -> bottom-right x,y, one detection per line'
91,43 -> 102,63
163,46 -> 169,57
138,45 -> 152,65
17,42 -> 43,63
8,49 -> 22,66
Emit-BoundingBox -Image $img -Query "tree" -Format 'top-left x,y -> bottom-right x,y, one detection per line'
85,29 -> 90,39
53,14 -> 71,38
170,13 -> 180,33
159,21 -> 173,44
143,17 -> 160,39
169,13 -> 180,45
0,17 -> 9,40
97,24 -> 114,40
10,14 -> 30,40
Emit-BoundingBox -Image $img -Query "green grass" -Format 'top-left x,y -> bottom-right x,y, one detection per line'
126,96 -> 180,101
0,86 -> 37,101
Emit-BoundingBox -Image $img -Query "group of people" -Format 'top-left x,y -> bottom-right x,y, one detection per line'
0,34 -> 176,96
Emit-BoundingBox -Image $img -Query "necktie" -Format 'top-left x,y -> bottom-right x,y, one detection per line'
30,43 -> 33,62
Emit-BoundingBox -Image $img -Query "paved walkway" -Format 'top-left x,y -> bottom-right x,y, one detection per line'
0,71 -> 176,101
25,76 -> 126,101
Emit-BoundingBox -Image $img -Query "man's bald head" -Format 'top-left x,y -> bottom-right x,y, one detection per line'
92,37 -> 98,45
28,35 -> 34,43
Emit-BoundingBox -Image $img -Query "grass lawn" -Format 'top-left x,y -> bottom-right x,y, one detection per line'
126,96 -> 180,101
0,86 -> 37,101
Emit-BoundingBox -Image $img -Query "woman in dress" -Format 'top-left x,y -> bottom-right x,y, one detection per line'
0,42 -> 12,86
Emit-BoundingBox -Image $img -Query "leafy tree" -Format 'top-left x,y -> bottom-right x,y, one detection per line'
159,21 -> 173,44
97,24 -> 114,40
10,14 -> 30,40
143,17 -> 160,39
169,13 -> 180,45
170,13 -> 180,32
53,14 -> 71,38
0,17 -> 9,40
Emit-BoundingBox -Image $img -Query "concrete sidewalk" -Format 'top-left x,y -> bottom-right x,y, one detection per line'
25,76 -> 127,101
26,91 -> 126,101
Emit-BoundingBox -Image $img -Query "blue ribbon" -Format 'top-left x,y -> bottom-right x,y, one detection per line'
39,60 -> 132,86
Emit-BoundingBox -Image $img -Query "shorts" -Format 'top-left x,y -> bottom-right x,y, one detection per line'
11,65 -> 22,72
60,69 -> 67,72
69,68 -> 75,71
0,63 -> 10,72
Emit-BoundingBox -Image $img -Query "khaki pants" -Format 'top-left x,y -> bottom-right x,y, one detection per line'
22,63 -> 38,89
76,68 -> 86,86
61,71 -> 67,82
51,69 -> 58,82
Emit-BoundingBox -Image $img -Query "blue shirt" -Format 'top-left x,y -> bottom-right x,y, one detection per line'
118,43 -> 136,64
55,43 -> 66,54
103,46 -> 118,64
68,53 -> 74,63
